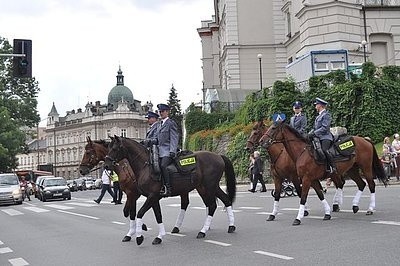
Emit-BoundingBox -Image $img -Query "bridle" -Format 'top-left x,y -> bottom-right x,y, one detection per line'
79,145 -> 103,172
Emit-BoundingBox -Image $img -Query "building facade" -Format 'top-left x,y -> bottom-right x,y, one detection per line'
198,0 -> 400,92
16,67 -> 149,179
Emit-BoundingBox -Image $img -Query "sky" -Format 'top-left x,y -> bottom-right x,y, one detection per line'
0,0 -> 214,125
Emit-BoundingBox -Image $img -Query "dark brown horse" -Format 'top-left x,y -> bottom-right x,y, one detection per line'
79,137 -> 148,242
104,135 -> 237,245
259,121 -> 387,225
246,121 -> 331,221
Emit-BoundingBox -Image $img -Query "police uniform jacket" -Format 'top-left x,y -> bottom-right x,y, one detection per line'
313,109 -> 333,141
157,118 -> 179,158
289,113 -> 307,134
146,121 -> 160,141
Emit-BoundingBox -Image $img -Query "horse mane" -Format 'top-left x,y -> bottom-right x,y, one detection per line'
93,139 -> 109,148
282,123 -> 308,142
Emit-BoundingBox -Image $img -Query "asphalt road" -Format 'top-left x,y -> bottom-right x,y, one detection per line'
1,183 -> 400,266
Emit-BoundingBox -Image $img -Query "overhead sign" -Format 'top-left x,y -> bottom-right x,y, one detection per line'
272,113 -> 286,123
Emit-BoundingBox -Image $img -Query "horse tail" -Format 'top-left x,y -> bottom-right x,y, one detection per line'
221,155 -> 236,203
371,144 -> 388,187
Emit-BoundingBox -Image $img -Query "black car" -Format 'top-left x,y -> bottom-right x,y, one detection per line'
40,177 -> 71,202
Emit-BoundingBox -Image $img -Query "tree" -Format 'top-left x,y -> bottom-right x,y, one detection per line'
167,84 -> 183,147
0,36 -> 40,172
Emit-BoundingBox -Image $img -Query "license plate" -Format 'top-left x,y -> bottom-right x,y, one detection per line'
53,193 -> 62,196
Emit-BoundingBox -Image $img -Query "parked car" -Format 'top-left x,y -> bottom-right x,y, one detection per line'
85,180 -> 96,190
94,178 -> 102,189
0,173 -> 23,205
66,180 -> 78,192
40,177 -> 71,202
34,175 -> 54,199
75,178 -> 87,191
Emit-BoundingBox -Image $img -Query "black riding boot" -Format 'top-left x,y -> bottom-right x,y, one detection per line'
160,172 -> 172,197
325,151 -> 337,173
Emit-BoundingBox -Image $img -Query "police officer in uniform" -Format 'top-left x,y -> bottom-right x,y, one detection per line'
156,104 -> 179,197
289,101 -> 307,136
308,97 -> 336,173
144,111 -> 160,142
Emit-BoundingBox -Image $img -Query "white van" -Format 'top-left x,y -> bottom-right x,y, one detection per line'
0,173 -> 23,205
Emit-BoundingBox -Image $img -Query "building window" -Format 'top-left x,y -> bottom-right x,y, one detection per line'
121,129 -> 127,137
286,12 -> 292,38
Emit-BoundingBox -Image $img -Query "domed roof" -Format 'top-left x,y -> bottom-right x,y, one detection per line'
107,67 -> 134,107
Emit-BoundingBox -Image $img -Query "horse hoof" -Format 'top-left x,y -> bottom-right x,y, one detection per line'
292,219 -> 301,226
152,237 -> 162,245
332,204 -> 340,212
323,214 -> 331,220
196,232 -> 206,239
304,210 -> 309,217
228,225 -> 236,233
266,215 -> 275,221
366,210 -> 373,215
136,235 -> 144,245
171,227 -> 180,234
142,224 -> 148,231
352,206 -> 359,214
122,236 -> 131,242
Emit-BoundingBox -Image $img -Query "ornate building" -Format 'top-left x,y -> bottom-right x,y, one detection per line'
16,67 -> 149,179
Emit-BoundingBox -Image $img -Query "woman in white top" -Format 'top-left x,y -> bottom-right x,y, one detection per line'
391,134 -> 400,181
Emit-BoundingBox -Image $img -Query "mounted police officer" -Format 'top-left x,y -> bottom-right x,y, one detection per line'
156,103 -> 179,197
289,101 -> 307,136
144,111 -> 160,141
308,97 -> 336,173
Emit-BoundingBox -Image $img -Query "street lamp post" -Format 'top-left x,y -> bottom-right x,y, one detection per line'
361,40 -> 367,63
257,54 -> 263,90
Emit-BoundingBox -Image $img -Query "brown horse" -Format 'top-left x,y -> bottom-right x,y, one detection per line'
79,137 -> 148,242
104,135 -> 237,245
246,121 -> 332,221
259,121 -> 387,225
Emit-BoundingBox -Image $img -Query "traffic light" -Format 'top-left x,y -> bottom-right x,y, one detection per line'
13,39 -> 32,78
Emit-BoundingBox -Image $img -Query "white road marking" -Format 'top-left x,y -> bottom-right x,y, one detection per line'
254,250 -> 294,260
191,207 -> 206,210
0,247 -> 13,254
256,212 -> 272,215
166,232 -> 186,237
45,204 -> 74,210
67,202 -> 96,207
239,207 -> 263,210
9,258 -> 29,266
1,209 -> 23,216
23,207 -> 50,213
112,221 -> 125,225
0,240 -> 3,245
372,220 -> 400,226
166,204 -> 181,207
204,240 -> 231,247
57,210 -> 99,219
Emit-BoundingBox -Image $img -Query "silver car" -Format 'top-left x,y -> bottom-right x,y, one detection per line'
0,173 -> 23,205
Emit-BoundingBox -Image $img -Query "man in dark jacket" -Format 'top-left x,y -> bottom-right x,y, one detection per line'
248,151 -> 267,193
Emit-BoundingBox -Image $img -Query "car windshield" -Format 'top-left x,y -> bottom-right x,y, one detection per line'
44,179 -> 66,187
0,175 -> 19,185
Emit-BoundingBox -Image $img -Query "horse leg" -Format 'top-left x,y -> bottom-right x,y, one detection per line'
292,177 -> 309,217
331,176 -> 344,212
215,187 -> 235,233
311,180 -> 331,221
171,193 -> 190,234
122,193 -> 147,242
197,191 -> 217,238
293,178 -> 314,226
348,169 -> 367,214
365,172 -> 377,215
135,194 -> 159,245
267,175 -> 282,221
151,200 -> 165,245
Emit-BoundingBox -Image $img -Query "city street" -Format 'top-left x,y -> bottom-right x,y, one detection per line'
1,182 -> 400,266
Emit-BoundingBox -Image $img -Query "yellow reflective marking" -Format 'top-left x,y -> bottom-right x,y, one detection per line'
179,157 -> 196,166
338,140 -> 354,150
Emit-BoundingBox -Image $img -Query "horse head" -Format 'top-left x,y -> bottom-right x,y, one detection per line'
79,136 -> 108,175
246,121 -> 267,153
105,135 -> 148,171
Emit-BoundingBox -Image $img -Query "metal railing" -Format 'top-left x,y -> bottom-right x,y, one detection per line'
357,0 -> 400,6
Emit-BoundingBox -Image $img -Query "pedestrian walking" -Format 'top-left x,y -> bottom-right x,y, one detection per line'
94,168 -> 114,204
111,171 -> 122,204
248,151 -> 267,193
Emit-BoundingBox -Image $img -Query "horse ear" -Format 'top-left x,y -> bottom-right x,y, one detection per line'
114,135 -> 120,141
87,136 -> 92,144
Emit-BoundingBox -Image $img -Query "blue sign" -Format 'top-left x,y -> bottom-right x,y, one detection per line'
272,113 -> 286,123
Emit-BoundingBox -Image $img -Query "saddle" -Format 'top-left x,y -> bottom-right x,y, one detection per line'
168,150 -> 198,183
311,134 -> 355,164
